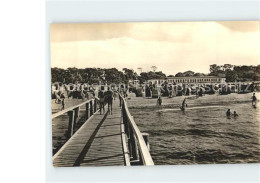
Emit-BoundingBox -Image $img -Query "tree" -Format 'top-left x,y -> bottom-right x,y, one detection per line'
123,68 -> 138,81
175,72 -> 184,77
151,66 -> 157,72
183,70 -> 195,77
209,64 -> 222,74
194,73 -> 205,76
225,70 -> 238,82
223,64 -> 233,71
139,71 -> 166,82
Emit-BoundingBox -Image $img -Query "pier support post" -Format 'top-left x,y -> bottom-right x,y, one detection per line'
94,98 -> 97,112
86,102 -> 89,120
142,133 -> 150,151
67,110 -> 75,138
90,100 -> 93,116
73,107 -> 79,132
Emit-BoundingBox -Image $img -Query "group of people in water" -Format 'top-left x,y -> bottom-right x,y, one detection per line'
156,92 -> 258,116
226,93 -> 257,118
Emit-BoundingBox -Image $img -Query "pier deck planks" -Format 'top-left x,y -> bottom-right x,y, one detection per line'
53,99 -> 125,167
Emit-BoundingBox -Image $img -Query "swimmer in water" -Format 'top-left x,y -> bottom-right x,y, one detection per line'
226,109 -> 232,117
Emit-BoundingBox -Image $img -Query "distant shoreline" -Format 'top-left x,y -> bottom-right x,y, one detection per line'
127,92 -> 259,110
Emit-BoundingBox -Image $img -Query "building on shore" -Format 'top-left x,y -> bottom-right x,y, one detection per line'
147,76 -> 226,85
128,79 -> 140,86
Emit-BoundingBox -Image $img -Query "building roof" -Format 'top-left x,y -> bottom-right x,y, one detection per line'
147,76 -> 225,80
166,76 -> 225,79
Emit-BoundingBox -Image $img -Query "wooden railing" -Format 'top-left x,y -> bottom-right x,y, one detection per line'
119,94 -> 154,166
52,97 -> 99,138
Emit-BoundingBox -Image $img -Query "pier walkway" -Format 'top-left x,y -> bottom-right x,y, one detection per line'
52,95 -> 154,167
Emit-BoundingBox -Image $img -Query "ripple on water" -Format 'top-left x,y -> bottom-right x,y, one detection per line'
130,100 -> 260,165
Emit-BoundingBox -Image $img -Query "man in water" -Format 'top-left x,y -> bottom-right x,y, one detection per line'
252,93 -> 257,106
226,109 -> 232,117
181,98 -> 187,111
157,96 -> 162,106
105,87 -> 114,115
98,89 -> 105,115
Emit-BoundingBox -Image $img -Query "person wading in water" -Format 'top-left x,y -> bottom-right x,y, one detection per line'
180,98 -> 187,111
157,96 -> 162,106
233,111 -> 239,117
105,87 -> 114,115
226,109 -> 232,118
98,89 -> 105,115
252,93 -> 257,108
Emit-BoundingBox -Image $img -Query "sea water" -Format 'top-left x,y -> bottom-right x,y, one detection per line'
129,94 -> 260,165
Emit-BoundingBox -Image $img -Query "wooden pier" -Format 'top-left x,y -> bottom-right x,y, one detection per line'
52,94 -> 154,167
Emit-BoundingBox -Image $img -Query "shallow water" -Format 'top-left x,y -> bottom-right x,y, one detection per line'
129,94 -> 260,165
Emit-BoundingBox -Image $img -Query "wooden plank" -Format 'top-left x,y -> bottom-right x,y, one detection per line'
120,95 -> 154,166
80,104 -> 125,166
53,99 -> 125,167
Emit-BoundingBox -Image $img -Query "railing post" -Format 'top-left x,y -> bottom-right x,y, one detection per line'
73,107 -> 79,132
67,110 -> 75,138
94,98 -> 97,112
142,133 -> 150,151
86,102 -> 89,120
90,100 -> 93,116
128,125 -> 139,162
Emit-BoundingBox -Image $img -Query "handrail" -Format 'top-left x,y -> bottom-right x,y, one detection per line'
52,96 -> 100,140
119,93 -> 154,165
52,97 -> 99,119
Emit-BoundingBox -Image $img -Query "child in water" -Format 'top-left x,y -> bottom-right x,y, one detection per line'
233,111 -> 238,117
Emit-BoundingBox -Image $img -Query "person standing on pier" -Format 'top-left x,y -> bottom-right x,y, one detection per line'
105,87 -> 114,115
98,89 -> 105,115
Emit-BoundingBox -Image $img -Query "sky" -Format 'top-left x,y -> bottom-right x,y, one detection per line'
50,21 -> 260,75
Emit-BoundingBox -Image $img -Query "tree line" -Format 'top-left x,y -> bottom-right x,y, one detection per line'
51,64 -> 260,84
209,64 -> 260,82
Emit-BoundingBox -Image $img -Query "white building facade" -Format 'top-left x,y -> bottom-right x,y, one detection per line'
148,76 -> 226,85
